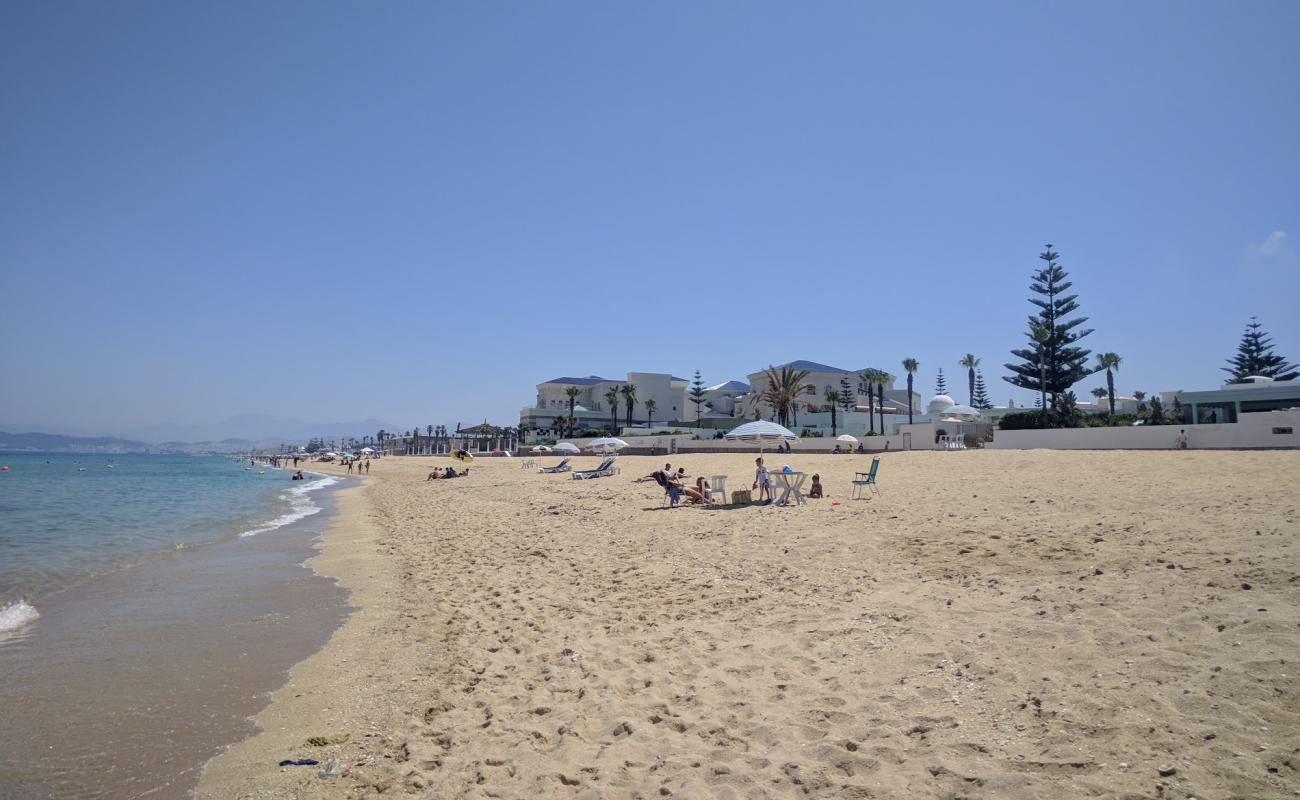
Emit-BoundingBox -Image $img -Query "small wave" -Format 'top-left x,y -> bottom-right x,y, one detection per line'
0,599 -> 40,633
239,474 -> 340,538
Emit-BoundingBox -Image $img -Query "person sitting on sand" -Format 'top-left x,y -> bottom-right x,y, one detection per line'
676,467 -> 689,479
832,444 -> 842,454
807,473 -> 824,498
682,477 -> 713,505
856,443 -> 865,454
753,457 -> 772,503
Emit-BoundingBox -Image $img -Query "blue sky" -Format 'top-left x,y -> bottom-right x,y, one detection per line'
2,1 -> 1297,435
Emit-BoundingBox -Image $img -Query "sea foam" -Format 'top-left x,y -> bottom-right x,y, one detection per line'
0,600 -> 40,634
239,474 -> 341,538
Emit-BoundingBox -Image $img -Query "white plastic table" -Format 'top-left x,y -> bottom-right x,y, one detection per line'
772,471 -> 806,506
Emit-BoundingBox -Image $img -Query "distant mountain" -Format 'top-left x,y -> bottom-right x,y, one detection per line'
0,431 -> 161,453
122,414 -> 398,445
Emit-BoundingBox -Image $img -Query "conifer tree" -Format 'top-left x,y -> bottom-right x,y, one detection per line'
839,377 -> 856,415
972,371 -> 992,409
690,370 -> 706,420
1004,245 -> 1097,406
934,368 -> 949,397
1223,317 -> 1297,382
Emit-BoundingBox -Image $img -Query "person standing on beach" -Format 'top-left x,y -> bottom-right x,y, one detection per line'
754,457 -> 772,503
1175,429 -> 1189,449
347,460 -> 353,474
365,459 -> 370,473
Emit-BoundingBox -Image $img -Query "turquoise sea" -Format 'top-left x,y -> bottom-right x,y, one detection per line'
0,451 -> 351,799
0,451 -> 338,636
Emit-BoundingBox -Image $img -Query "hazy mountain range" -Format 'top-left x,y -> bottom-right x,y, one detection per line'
0,414 -> 399,453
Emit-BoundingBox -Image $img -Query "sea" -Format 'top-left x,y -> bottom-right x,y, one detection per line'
0,452 -> 353,799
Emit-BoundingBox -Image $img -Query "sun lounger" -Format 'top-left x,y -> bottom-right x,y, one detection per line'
572,457 -> 618,480
851,457 -> 881,499
538,458 -> 571,473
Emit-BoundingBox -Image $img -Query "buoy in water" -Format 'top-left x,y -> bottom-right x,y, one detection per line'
1,466 -> 8,471
79,467 -> 87,472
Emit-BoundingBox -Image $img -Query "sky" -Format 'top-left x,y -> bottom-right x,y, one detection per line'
2,1 -> 1298,437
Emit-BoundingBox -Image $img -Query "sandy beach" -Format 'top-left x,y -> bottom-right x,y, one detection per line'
198,450 -> 1300,799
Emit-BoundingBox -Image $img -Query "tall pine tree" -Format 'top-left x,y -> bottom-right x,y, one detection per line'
690,370 -> 707,420
1223,317 -> 1297,382
1004,244 -> 1097,407
972,370 -> 992,409
934,368 -> 949,397
839,377 -> 856,415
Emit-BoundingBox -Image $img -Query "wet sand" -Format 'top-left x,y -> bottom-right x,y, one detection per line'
0,487 -> 351,800
198,450 -> 1300,799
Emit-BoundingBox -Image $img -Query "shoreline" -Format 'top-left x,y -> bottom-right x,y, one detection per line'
0,459 -> 353,800
197,469 -> 402,798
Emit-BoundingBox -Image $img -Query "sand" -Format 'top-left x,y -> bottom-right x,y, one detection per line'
197,450 -> 1300,799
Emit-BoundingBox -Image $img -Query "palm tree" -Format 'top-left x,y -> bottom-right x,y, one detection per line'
1090,386 -> 1108,412
1133,390 -> 1147,414
1029,320 -> 1051,427
858,370 -> 876,435
875,371 -> 888,434
644,398 -> 657,429
603,386 -> 620,433
901,358 -> 919,424
824,386 -> 844,437
620,383 -> 637,429
759,365 -> 811,427
564,385 -> 582,433
959,354 -> 980,406
1095,352 -> 1121,425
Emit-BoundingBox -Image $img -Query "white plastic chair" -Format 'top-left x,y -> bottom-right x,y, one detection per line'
707,475 -> 727,504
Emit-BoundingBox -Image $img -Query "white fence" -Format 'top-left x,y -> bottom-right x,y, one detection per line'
987,408 -> 1299,450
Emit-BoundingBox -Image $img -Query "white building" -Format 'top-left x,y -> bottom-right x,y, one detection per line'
738,360 -> 920,421
1175,375 -> 1300,424
519,372 -> 689,435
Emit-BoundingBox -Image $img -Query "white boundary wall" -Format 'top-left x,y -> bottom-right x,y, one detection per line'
987,408 -> 1300,450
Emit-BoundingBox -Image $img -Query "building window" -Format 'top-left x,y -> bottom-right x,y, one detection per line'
1274,427 -> 1294,435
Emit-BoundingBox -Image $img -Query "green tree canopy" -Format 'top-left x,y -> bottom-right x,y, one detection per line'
1004,245 -> 1097,405
1223,316 -> 1297,382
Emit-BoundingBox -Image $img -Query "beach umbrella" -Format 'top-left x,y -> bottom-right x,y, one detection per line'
530,445 -> 552,452
585,437 -> 628,454
553,442 -> 580,453
724,420 -> 798,455
837,434 -> 859,444
359,447 -> 374,453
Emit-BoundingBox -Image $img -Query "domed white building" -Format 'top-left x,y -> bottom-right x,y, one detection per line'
927,394 -> 956,415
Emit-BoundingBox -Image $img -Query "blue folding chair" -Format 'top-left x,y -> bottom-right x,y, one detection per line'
852,457 -> 881,499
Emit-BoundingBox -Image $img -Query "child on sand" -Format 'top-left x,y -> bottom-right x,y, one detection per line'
807,474 -> 824,499
753,457 -> 771,503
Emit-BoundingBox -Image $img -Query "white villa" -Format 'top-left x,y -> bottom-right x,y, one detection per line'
519,359 -> 925,439
520,372 -> 692,434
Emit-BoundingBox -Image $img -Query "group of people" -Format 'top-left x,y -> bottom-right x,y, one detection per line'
830,443 -> 867,454
637,462 -> 714,506
753,457 -> 823,502
345,458 -> 370,474
427,466 -> 469,480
